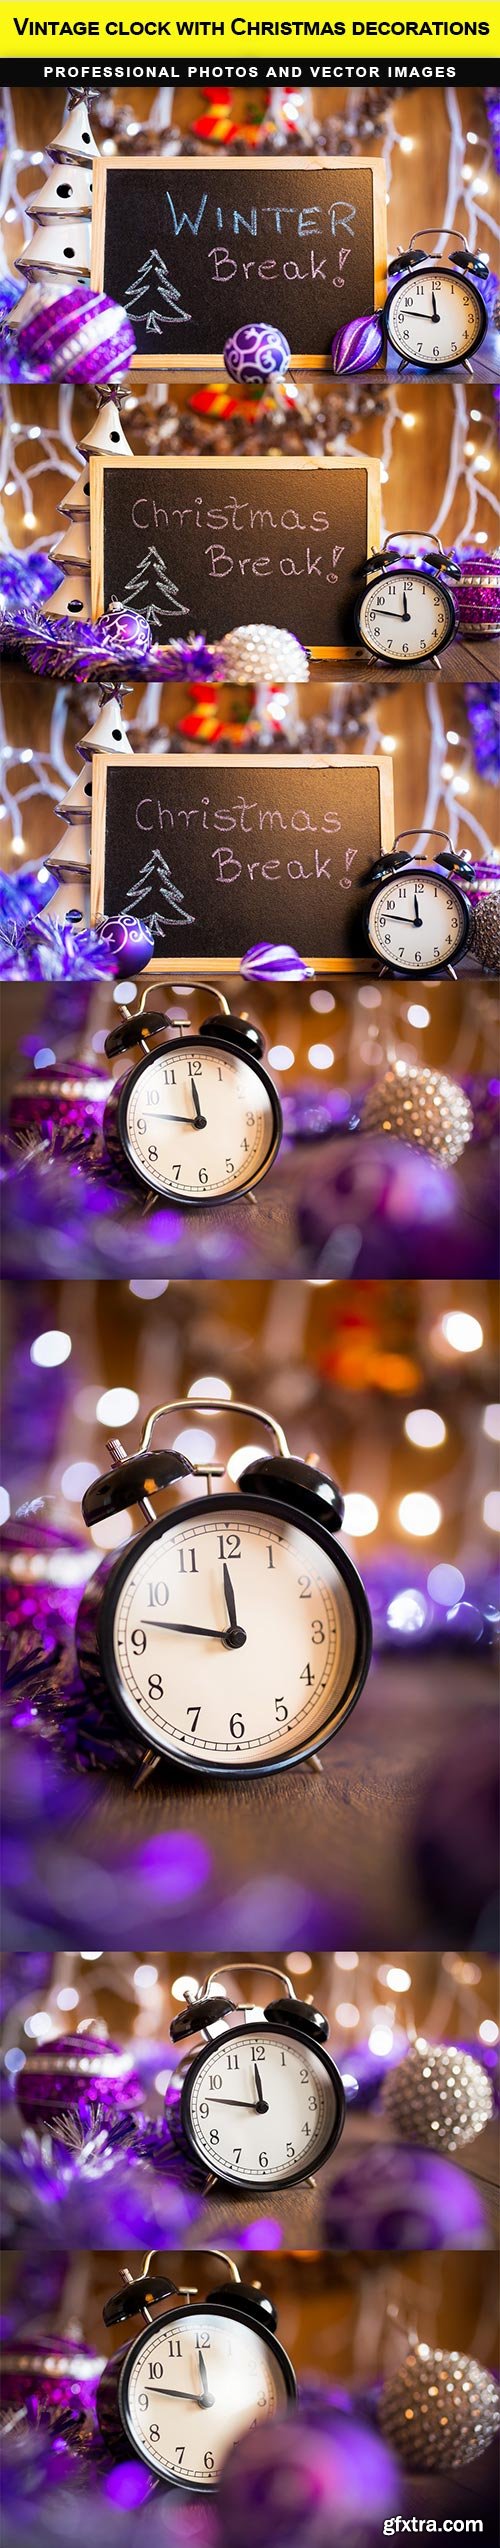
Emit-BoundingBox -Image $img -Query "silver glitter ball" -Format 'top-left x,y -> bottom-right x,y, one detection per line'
380,2345 -> 500,2471
361,1061 -> 474,1164
219,623 -> 309,683
470,890 -> 500,976
381,2044 -> 494,2152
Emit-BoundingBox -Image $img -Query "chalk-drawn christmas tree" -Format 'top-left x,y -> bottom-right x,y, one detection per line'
123,851 -> 196,941
122,547 -> 189,629
125,249 -> 191,333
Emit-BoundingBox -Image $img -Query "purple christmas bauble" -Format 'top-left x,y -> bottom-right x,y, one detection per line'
0,2333 -> 105,2419
323,2144 -> 488,2250
17,2031 -> 143,2131
91,915 -> 154,974
224,324 -> 291,383
241,942 -> 312,982
331,312 -> 385,373
15,285 -> 135,385
218,2406 -> 396,2546
414,1710 -> 499,1939
9,1060 -> 108,1144
73,607 -> 152,678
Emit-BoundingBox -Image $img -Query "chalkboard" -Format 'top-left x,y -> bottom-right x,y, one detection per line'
91,754 -> 394,971
92,157 -> 387,370
91,457 -> 380,660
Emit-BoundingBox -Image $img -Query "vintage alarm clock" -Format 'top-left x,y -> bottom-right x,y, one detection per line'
355,534 -> 459,668
76,1395 -> 372,1784
384,228 -> 489,372
97,2249 -> 296,2493
168,1961 -> 345,2194
103,978 -> 282,1207
364,830 -> 474,976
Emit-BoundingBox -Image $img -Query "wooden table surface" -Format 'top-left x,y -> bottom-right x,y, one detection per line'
68,1656 -> 497,1950
188,2110 -> 500,2249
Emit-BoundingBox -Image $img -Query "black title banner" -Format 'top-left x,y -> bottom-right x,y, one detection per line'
1,53 -> 494,79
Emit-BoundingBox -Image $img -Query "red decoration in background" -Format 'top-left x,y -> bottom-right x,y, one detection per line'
177,682 -> 227,745
192,86 -> 265,148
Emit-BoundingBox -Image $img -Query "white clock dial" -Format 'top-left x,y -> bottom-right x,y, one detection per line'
367,872 -> 466,972
108,1499 -> 360,1769
186,2024 -> 339,2185
358,573 -> 452,663
122,1040 -> 277,1202
124,2308 -> 289,2488
387,271 -> 484,366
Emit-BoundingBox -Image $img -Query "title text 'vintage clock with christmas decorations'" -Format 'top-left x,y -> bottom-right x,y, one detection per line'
97,2250 -> 296,2492
76,1396 -> 372,1784
167,1962 -> 346,2194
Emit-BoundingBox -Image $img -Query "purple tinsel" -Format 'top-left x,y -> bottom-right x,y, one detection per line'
485,90 -> 500,173
0,867 -> 154,980
0,2119 -> 201,2249
8,284 -> 135,387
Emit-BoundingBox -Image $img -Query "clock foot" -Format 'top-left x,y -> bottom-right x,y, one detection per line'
432,653 -> 442,669
132,1747 -> 162,1790
204,2172 -> 219,2192
464,358 -> 473,374
309,1753 -> 324,1775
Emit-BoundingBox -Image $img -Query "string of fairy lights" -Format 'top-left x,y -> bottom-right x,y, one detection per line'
2,1951 -> 498,2088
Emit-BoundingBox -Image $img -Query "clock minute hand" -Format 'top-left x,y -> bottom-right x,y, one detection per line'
190,1078 -> 207,1130
253,2058 -> 269,2116
222,1562 -> 247,1651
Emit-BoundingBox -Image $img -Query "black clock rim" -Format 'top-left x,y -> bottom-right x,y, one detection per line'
116,2297 -> 297,2493
114,1034 -> 283,1207
363,864 -> 471,974
384,268 -> 488,366
179,2019 -> 346,2192
98,1489 -> 372,1777
354,569 -> 457,663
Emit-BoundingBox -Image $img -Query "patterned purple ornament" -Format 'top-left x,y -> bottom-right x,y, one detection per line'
72,606 -> 152,678
323,2143 -> 488,2249
241,942 -> 313,981
9,1059 -> 108,1145
0,2333 -> 105,2420
331,312 -> 385,373
224,323 -> 291,383
91,915 -> 154,973
15,285 -> 135,385
17,2031 -> 143,2132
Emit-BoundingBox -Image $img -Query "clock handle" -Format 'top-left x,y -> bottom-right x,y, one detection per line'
405,226 -> 489,278
203,1961 -> 297,2002
139,1398 -> 291,1461
390,831 -> 472,879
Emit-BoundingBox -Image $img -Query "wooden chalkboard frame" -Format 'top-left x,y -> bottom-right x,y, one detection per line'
91,155 -> 387,373
90,454 -> 381,661
91,751 -> 395,976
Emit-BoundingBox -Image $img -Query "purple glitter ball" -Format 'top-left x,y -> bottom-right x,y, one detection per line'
331,312 -> 385,373
17,2032 -> 143,2132
323,2144 -> 488,2250
15,285 -> 135,385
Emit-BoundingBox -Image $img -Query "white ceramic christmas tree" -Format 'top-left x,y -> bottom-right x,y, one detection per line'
11,90 -> 99,332
46,688 -> 132,926
43,393 -> 132,625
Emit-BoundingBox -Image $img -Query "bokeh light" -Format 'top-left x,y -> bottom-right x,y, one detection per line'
343,1493 -> 379,1536
404,1409 -> 446,1449
30,1329 -> 72,1367
441,1312 -> 483,1353
399,1493 -> 442,1536
96,1388 -> 139,1426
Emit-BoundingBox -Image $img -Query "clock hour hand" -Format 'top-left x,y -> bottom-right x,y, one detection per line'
222,1562 -> 247,1651
253,2058 -> 269,2116
196,2346 -> 214,2410
190,1079 -> 207,1130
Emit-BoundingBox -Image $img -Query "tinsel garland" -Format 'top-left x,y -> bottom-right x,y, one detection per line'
465,686 -> 500,787
0,2105 -> 201,2249
0,869 -> 154,981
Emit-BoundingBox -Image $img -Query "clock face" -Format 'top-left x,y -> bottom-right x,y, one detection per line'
103,1492 -> 370,1773
119,1038 -> 279,1204
357,572 -> 454,664
366,869 -> 469,973
386,269 -> 485,367
184,2021 -> 343,2188
121,2304 -> 292,2490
